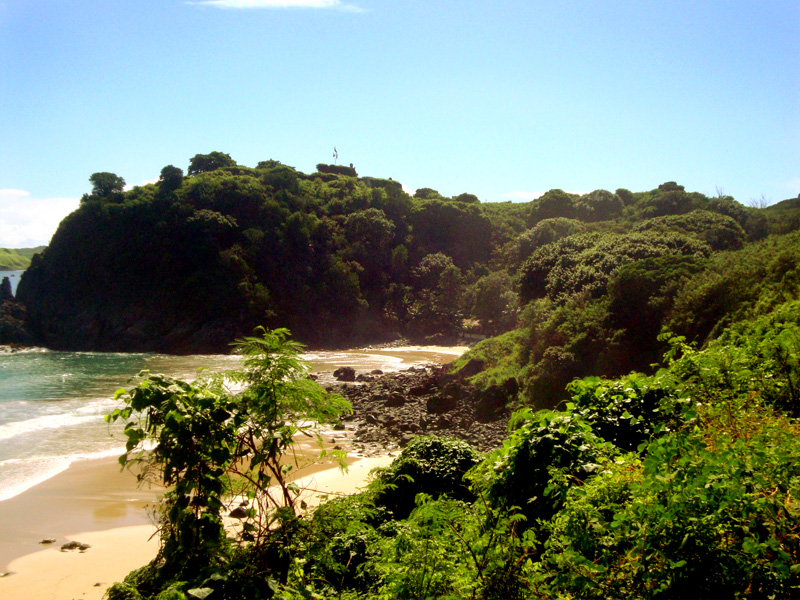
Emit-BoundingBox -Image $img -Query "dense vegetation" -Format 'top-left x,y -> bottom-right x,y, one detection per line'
12,153 -> 799,358
107,301 -> 800,599
8,152 -> 800,596
0,247 -> 42,345
0,246 -> 44,271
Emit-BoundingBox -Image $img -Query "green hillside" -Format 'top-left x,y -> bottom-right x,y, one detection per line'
0,246 -> 45,271
7,152 -> 800,598
14,153 -> 800,356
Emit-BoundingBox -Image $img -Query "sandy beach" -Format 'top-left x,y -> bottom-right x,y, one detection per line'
0,448 -> 394,600
0,345 -> 466,599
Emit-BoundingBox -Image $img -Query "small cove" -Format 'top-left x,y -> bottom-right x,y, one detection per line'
0,345 -> 465,503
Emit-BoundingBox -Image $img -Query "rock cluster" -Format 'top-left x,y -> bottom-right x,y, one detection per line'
60,540 -> 91,552
329,363 -> 513,452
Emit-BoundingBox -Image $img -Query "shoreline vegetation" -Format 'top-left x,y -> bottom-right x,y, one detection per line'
0,453 -> 397,600
0,344 -> 465,598
0,246 -> 44,271
0,157 -> 798,597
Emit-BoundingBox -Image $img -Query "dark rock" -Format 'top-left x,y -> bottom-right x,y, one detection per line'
435,372 -> 459,387
399,433 -> 416,447
427,395 -> 458,414
371,369 -> 384,375
337,364 -> 509,452
385,392 -> 406,407
442,381 -> 466,399
39,538 -> 56,545
229,507 -> 248,519
457,358 -> 486,378
356,373 -> 374,382
377,414 -> 397,427
334,366 -> 356,382
475,379 -> 516,421
60,541 -> 90,552
409,382 -> 433,396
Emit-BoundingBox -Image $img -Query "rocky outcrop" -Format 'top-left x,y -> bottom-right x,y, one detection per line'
333,366 -> 356,382
330,364 -> 513,452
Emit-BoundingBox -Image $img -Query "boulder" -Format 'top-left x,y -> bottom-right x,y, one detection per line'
457,358 -> 486,379
427,395 -> 458,414
333,366 -> 356,382
399,433 -> 416,447
385,392 -> 406,407
475,378 -> 517,421
61,541 -> 90,552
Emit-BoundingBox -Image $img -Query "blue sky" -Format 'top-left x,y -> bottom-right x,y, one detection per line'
1,0 -> 798,247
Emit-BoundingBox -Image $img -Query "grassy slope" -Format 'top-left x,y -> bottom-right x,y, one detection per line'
0,246 -> 46,271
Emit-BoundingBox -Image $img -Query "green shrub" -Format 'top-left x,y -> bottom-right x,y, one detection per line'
666,300 -> 800,417
106,582 -> 144,600
155,585 -> 188,600
472,410 -> 616,526
666,231 -> 800,343
544,407 -> 800,599
566,374 -> 678,452
372,436 -> 483,519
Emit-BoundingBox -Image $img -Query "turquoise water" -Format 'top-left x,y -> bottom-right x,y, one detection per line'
0,349 -> 243,501
0,346 -> 461,502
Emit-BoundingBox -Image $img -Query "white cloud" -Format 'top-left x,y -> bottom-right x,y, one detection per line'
188,0 -> 365,11
0,189 -> 79,248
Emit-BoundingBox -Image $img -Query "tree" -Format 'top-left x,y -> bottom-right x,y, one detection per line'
187,151 -> 236,176
158,165 -> 184,194
408,253 -> 464,335
88,172 -> 125,198
615,188 -> 634,205
413,188 -> 442,200
658,181 -> 685,192
465,271 -> 518,333
533,189 -> 577,221
106,328 -> 351,580
576,189 -> 624,221
453,192 -> 480,204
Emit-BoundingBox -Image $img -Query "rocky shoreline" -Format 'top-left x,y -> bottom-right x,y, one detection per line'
323,361 -> 513,453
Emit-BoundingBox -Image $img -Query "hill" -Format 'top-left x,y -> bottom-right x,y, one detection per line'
11,154 -> 800,364
8,152 -> 800,598
0,246 -> 45,271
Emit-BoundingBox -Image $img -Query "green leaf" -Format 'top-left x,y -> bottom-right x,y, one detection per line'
188,587 -> 214,599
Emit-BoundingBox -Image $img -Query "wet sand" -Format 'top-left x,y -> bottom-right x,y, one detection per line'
0,455 -> 162,571
0,344 -> 466,598
0,452 -> 393,600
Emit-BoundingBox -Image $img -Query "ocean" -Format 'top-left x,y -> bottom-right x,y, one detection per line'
2,270 -> 25,296
0,345 -> 461,503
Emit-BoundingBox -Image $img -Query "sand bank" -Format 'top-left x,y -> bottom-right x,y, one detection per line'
0,451 -> 393,600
